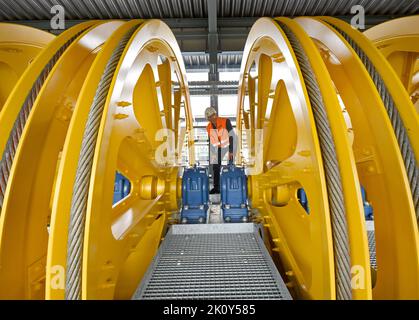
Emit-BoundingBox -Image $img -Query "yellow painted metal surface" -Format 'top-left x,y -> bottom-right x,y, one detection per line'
0,23 -> 54,110
46,20 -> 144,301
237,17 -> 336,299
236,17 -> 376,299
0,19 -> 193,300
296,17 -> 419,299
364,16 -> 419,112
43,20 -> 193,300
322,17 -> 419,164
0,21 -> 96,172
0,20 -> 125,299
0,16 -> 417,300
278,17 -> 371,300
82,20 -> 192,299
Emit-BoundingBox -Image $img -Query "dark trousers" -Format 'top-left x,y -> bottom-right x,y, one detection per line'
213,163 -> 221,191
211,147 -> 224,191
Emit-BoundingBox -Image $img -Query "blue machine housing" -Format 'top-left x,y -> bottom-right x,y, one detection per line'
180,166 -> 209,224
361,185 -> 374,220
297,188 -> 310,213
297,185 -> 373,220
220,165 -> 248,222
113,172 -> 131,205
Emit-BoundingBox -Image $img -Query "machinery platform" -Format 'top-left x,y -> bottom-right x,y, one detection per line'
208,194 -> 222,223
132,223 -> 292,300
366,221 -> 377,270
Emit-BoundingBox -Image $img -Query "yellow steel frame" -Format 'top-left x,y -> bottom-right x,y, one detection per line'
0,20 -> 96,173
0,20 -> 124,299
45,20 -> 193,299
0,23 -> 54,110
45,20 -> 143,300
280,18 -> 372,300
364,16 -> 419,112
0,19 -> 192,300
296,17 -> 419,299
321,17 -> 419,164
237,17 -> 371,299
0,16 -> 417,300
82,20 -> 192,299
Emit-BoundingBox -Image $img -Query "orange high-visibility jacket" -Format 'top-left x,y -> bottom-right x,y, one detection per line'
206,117 -> 230,148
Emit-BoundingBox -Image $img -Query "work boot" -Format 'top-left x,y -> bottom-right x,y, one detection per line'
210,188 -> 220,194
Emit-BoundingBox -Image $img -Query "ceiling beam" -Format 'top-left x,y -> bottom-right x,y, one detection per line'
207,0 -> 219,111
2,15 -> 400,31
3,15 -> 401,71
4,15 -> 398,54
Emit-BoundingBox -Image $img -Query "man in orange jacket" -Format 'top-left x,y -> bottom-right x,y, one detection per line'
205,107 -> 234,194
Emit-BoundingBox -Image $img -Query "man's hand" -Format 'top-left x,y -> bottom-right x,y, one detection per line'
228,152 -> 234,161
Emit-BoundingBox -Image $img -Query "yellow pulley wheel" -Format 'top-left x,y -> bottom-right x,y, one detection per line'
330,15 -> 419,297
0,23 -> 54,110
46,20 -> 193,300
237,17 -> 370,300
0,21 -> 96,212
0,20 -> 97,299
0,21 -> 126,299
296,17 -> 419,299
364,16 -> 419,112
321,18 -> 419,221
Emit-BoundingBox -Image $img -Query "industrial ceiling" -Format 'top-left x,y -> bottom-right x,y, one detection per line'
1,1 -> 417,68
1,0 -> 417,99
0,0 -> 417,20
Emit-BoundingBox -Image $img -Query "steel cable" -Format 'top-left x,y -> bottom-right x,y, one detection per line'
0,29 -> 88,210
277,21 -> 353,300
326,21 -> 419,222
65,25 -> 138,300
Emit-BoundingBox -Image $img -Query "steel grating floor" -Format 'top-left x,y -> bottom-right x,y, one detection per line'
367,230 -> 377,270
132,223 -> 292,300
365,221 -> 377,270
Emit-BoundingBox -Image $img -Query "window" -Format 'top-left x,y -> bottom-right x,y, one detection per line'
219,71 -> 240,82
190,95 -> 210,118
218,95 -> 238,117
186,71 -> 208,82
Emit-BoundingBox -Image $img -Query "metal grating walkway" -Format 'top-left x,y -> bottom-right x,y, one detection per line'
366,221 -> 377,270
367,230 -> 377,270
132,223 -> 292,300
